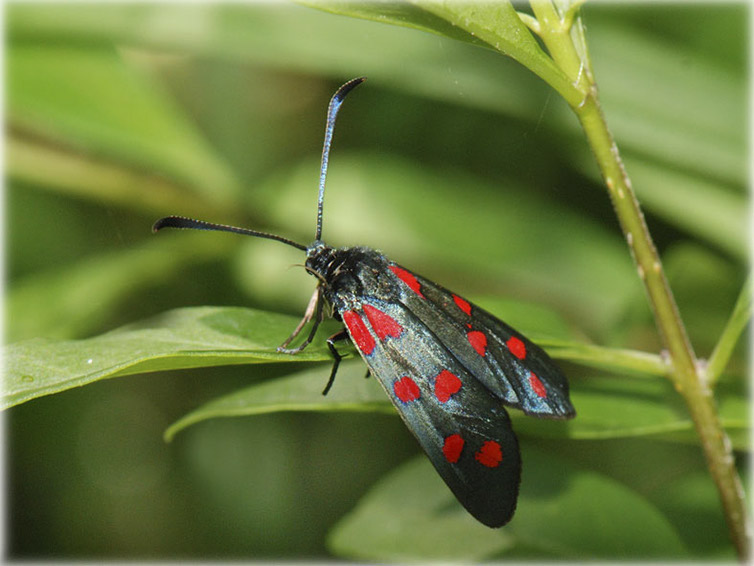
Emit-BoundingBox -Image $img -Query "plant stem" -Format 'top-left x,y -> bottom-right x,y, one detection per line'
707,278 -> 751,386
529,0 -> 750,558
579,77 -> 752,566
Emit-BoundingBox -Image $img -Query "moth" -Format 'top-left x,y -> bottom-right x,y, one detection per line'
154,77 -> 575,527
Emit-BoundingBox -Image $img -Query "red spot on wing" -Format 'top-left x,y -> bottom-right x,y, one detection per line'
467,330 -> 488,356
453,294 -> 472,316
442,434 -> 465,463
529,372 -> 548,398
342,311 -> 375,355
506,336 -> 527,360
363,304 -> 403,341
475,440 -> 503,468
434,370 -> 462,403
389,265 -> 424,298
393,376 -> 421,403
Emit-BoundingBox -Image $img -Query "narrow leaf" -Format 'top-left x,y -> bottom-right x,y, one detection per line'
8,43 -> 239,208
162,357 -> 747,449
164,361 -> 389,441
302,0 -> 581,104
3,307 -> 332,410
707,278 -> 751,385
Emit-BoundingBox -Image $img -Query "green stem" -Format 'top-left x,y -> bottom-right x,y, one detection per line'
529,0 -> 750,558
516,11 -> 541,35
548,342 -> 668,378
579,92 -> 750,560
707,278 -> 751,386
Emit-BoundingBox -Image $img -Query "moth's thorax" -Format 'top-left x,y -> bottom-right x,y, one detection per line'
305,241 -> 392,305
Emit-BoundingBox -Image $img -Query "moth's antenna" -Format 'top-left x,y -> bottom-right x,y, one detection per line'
153,216 -> 307,251
315,77 -> 366,241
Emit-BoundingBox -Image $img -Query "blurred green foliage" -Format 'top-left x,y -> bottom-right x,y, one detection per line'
5,2 -> 747,561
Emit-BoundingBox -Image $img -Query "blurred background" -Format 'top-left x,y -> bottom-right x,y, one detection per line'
6,2 -> 748,560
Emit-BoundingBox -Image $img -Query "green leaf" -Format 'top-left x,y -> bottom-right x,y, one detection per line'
300,0 -> 580,103
328,448 -> 688,559
164,360 -> 390,442
510,446 -> 688,558
163,351 -> 746,448
652,469 -> 742,558
161,298 -> 582,440
7,232 -> 232,342
586,18 -> 746,188
7,136 -> 219,217
327,456 -> 514,561
297,1 -> 494,48
3,296 -> 576,412
7,42 -> 240,209
3,307 -> 333,410
8,4 -> 744,194
8,3 -> 553,121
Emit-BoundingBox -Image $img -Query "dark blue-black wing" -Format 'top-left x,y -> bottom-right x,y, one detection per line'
330,259 -> 574,527
387,264 -> 575,419
339,298 -> 521,528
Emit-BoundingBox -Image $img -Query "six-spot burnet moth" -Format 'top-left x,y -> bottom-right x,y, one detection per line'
153,77 -> 576,528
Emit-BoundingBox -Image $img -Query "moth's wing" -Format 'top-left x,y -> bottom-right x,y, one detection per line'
471,305 -> 575,418
388,264 -> 575,419
340,299 -> 521,528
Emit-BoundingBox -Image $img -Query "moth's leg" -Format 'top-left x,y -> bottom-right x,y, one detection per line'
277,287 -> 324,354
322,329 -> 350,395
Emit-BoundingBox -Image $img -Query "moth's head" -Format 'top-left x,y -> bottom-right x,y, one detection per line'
304,240 -> 335,280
